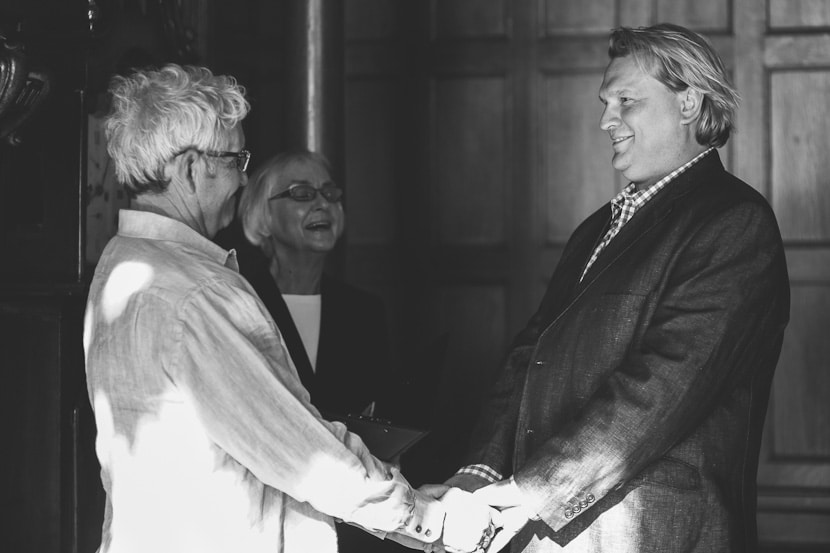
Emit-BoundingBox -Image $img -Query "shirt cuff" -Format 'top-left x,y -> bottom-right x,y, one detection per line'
456,464 -> 502,483
398,490 -> 445,543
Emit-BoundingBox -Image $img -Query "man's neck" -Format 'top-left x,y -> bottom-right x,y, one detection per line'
132,190 -> 209,238
632,144 -> 710,192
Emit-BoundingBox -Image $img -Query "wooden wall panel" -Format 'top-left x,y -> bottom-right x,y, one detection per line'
345,78 -> 398,245
785,249 -> 830,281
433,77 -> 508,245
766,35 -> 830,67
769,0 -> 830,29
401,284 -> 509,485
542,73 -> 617,244
756,283 -> 830,546
345,0 -> 399,40
771,285 -> 830,457
432,0 -> 507,38
755,2 -> 830,538
757,509 -> 830,547
656,0 -> 730,31
542,0 -> 616,35
770,70 -> 830,242
619,0 -> 654,27
432,285 -> 507,391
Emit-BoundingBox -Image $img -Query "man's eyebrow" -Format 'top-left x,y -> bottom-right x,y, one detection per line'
290,179 -> 312,186
606,86 -> 635,95
599,85 -> 636,100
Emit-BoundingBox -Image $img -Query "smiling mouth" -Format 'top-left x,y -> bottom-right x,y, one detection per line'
612,135 -> 632,145
305,221 -> 332,231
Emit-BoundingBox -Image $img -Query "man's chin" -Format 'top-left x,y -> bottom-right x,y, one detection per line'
215,217 -> 233,236
205,212 -> 234,240
220,205 -> 236,228
611,154 -> 629,172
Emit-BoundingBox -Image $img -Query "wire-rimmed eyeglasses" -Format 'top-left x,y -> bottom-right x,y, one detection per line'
269,183 -> 344,203
173,147 -> 251,172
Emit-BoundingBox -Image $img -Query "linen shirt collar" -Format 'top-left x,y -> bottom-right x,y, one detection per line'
117,209 -> 238,271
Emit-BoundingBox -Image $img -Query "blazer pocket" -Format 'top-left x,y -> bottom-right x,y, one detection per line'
631,456 -> 702,491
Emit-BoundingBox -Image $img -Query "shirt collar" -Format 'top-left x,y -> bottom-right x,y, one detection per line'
613,147 -> 715,208
117,209 -> 238,270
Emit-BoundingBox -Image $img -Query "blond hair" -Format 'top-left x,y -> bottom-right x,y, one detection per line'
609,23 -> 740,148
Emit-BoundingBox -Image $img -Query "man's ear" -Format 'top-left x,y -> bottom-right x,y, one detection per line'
679,88 -> 704,125
172,150 -> 201,194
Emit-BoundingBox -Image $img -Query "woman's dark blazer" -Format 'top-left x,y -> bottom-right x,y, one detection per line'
463,151 -> 790,552
215,223 -> 392,419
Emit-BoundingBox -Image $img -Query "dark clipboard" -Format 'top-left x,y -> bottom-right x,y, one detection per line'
323,412 -> 429,462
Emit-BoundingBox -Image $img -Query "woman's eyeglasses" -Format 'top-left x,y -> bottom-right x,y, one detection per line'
269,183 -> 344,203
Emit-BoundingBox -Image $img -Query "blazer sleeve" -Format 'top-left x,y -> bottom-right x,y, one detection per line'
514,198 -> 790,531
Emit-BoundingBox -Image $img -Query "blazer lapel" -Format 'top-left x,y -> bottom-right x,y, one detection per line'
516,208 -> 613,342
246,262 -> 318,398
578,200 -> 673,289
578,151 -> 723,289
560,209 -> 614,300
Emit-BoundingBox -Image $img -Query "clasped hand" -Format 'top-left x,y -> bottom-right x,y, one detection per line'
439,479 -> 534,553
387,484 -> 501,553
438,486 -> 499,553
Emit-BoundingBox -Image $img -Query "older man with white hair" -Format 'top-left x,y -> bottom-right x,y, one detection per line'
83,63 -> 496,553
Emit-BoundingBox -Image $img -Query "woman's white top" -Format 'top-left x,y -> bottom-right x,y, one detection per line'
282,294 -> 322,371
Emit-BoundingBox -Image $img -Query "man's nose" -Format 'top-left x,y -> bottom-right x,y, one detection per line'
599,105 -> 619,131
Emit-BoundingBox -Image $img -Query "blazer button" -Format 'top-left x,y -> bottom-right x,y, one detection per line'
415,525 -> 422,533
526,429 -> 534,435
579,500 -> 588,508
564,509 -> 573,519
573,504 -> 582,513
425,529 -> 432,537
587,494 -> 595,503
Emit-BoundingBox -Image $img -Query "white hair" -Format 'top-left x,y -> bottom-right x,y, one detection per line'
105,63 -> 250,195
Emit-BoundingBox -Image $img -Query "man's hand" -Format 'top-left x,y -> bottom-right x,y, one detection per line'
419,482 -> 451,499
440,487 -> 501,553
382,485 -> 449,552
472,479 -> 534,552
443,473 -> 490,494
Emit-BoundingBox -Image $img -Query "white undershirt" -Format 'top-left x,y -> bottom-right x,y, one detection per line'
282,294 -> 322,371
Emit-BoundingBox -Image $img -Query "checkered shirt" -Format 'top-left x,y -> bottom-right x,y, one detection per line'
455,463 -> 502,484
579,148 -> 714,282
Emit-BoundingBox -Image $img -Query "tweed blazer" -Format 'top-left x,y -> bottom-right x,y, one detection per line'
463,151 -> 790,552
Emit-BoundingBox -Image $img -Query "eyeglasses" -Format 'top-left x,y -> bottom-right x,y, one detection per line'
173,147 -> 251,172
269,183 -> 344,203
